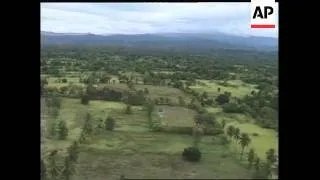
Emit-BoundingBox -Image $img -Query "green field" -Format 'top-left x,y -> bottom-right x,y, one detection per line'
41,44 -> 278,179
74,131 -> 253,179
42,98 -> 254,179
206,107 -> 278,158
190,80 -> 257,98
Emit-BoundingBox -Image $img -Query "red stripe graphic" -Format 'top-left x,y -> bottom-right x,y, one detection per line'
251,24 -> 276,28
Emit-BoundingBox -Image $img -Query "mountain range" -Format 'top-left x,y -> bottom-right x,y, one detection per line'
41,31 -> 278,52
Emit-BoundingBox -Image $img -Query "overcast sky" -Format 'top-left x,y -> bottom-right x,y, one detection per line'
41,3 -> 278,37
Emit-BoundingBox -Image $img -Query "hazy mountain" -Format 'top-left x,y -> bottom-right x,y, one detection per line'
41,31 -> 277,52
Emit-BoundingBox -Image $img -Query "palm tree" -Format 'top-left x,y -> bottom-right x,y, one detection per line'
266,148 -> 277,165
48,150 -> 61,180
226,125 -> 235,140
254,157 -> 261,171
41,159 -> 46,180
233,128 -> 241,144
67,141 -> 79,163
247,148 -> 256,169
62,156 -> 75,180
221,119 -> 226,128
239,133 -> 251,160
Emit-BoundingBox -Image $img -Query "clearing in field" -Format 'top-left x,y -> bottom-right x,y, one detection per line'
156,105 -> 197,127
190,80 -> 257,98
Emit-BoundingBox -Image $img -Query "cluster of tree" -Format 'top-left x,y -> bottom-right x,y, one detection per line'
240,89 -> 278,130
154,97 -> 172,105
79,113 -> 116,144
46,96 -> 62,119
85,85 -> 123,102
49,120 -> 68,140
42,141 -> 80,180
42,45 -> 277,86
225,125 -> 278,178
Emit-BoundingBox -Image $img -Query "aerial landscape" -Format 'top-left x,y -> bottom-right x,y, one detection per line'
41,3 -> 278,180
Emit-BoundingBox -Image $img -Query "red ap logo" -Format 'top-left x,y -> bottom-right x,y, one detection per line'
251,0 -> 277,28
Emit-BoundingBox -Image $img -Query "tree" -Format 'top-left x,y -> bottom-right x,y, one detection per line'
226,125 -> 235,140
51,107 -> 60,119
100,75 -> 111,83
62,156 -> 75,180
239,133 -> 251,160
78,130 -> 86,144
144,88 -> 149,94
192,125 -> 204,148
165,97 -> 171,104
67,141 -> 79,163
254,157 -> 261,171
83,113 -> 93,135
145,100 -> 155,128
182,147 -> 201,162
202,91 -> 208,99
215,94 -> 230,105
233,127 -> 241,144
81,94 -> 90,105
105,116 -> 115,131
247,148 -> 256,169
127,81 -> 134,90
178,96 -> 185,106
41,159 -> 46,180
61,78 -> 67,83
265,148 -> 277,165
47,150 -> 61,180
57,120 -> 68,140
221,119 -> 226,128
49,121 -> 57,139
217,87 -> 221,92
125,104 -> 132,114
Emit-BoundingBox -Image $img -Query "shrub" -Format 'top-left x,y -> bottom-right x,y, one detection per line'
105,116 -> 115,131
57,120 -> 68,140
125,104 -> 132,114
151,123 -> 163,132
182,147 -> 201,162
203,127 -> 224,135
221,153 -> 229,158
219,134 -> 231,145
81,94 -> 90,105
222,103 -> 244,113
215,94 -> 230,105
61,78 -> 68,83
252,132 -> 259,136
162,126 -> 193,135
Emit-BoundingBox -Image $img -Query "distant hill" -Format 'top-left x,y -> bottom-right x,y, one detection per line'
41,31 -> 278,52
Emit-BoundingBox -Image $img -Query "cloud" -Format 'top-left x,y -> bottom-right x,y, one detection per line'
41,3 -> 278,37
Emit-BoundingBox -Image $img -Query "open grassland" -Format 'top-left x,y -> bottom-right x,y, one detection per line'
156,105 -> 197,127
73,131 -> 253,180
135,84 -> 192,104
206,107 -> 278,158
190,80 -> 257,98
43,98 -> 254,179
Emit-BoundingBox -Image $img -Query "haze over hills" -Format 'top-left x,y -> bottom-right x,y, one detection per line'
41,31 -> 278,52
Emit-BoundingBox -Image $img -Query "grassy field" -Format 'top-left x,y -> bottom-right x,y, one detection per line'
190,80 -> 257,98
73,131 -> 253,179
42,72 -> 275,179
136,84 -> 192,104
156,105 -> 197,127
42,97 -> 254,179
206,107 -> 278,158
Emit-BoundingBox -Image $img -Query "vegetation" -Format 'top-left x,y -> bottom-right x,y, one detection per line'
41,43 -> 278,179
182,147 -> 202,162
